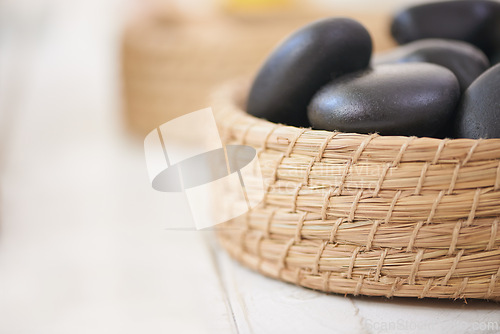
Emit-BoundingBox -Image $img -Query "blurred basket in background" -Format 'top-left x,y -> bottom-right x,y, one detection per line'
121,6 -> 394,135
212,80 -> 500,301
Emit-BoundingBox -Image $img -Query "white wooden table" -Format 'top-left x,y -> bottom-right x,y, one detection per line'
0,1 -> 499,333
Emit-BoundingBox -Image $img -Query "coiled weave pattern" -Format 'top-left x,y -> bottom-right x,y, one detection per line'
213,81 -> 500,300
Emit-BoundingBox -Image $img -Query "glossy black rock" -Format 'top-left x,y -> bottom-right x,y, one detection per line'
308,63 -> 460,137
453,64 -> 500,139
374,39 -> 490,92
391,0 -> 500,57
247,18 -> 372,127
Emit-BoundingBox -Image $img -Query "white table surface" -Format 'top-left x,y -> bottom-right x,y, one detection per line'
0,1 -> 499,333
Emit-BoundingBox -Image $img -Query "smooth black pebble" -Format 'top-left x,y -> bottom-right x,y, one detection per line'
453,64 -> 500,139
247,18 -> 372,127
374,39 -> 490,92
307,63 -> 460,137
391,0 -> 500,58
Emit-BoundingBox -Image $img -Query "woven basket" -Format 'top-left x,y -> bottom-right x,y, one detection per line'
212,80 -> 500,301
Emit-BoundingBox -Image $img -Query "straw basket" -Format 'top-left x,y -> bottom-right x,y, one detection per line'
212,80 -> 500,301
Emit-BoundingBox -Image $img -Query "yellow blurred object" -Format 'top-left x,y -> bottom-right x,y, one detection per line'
223,0 -> 293,11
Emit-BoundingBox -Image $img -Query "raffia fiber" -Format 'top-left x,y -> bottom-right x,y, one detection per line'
212,80 -> 500,301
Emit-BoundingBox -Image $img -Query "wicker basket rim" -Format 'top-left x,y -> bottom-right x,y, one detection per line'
220,78 -> 500,146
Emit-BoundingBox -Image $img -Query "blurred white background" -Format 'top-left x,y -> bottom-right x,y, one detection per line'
0,1 -> 499,333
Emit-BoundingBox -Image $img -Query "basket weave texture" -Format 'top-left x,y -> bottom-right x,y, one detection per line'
213,81 -> 500,301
